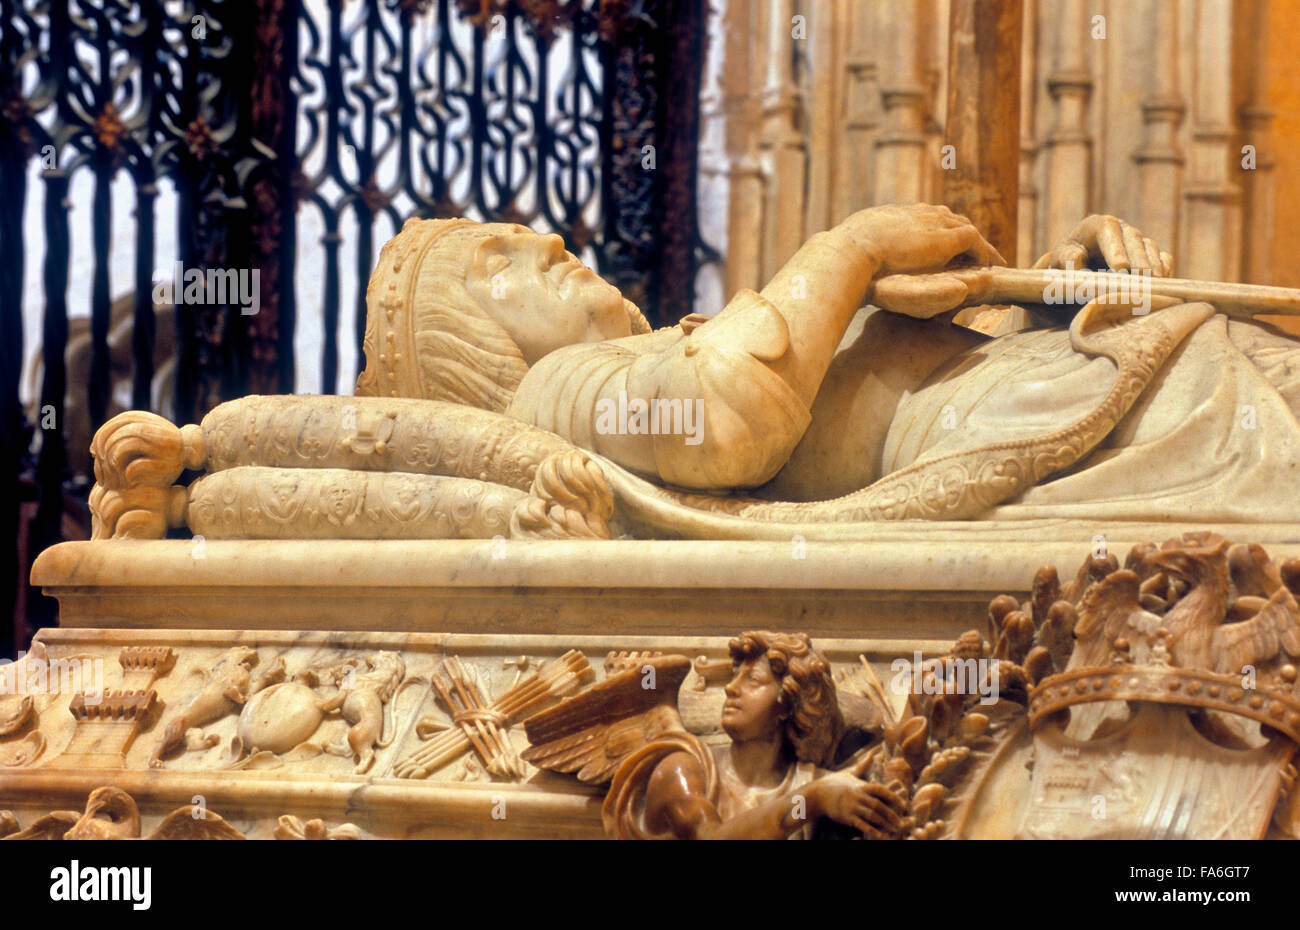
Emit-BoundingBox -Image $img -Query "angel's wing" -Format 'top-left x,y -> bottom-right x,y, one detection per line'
521,654 -> 693,785
1,810 -> 78,840
147,806 -> 247,840
1213,585 -> 1300,675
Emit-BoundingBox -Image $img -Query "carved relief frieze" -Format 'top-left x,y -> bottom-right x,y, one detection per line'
9,533 -> 1300,839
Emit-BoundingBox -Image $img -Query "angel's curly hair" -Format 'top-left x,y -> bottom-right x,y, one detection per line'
728,630 -> 841,766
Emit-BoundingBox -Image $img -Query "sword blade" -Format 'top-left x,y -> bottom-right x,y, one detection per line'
870,266 -> 1300,318
987,267 -> 1300,317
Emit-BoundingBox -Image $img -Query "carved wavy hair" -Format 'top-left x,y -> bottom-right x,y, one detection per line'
729,630 -> 842,766
409,223 -> 533,412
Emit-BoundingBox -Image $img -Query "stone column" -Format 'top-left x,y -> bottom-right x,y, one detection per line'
1237,0 -> 1275,284
803,0 -> 848,233
1018,0 -> 1039,266
706,0 -> 765,298
1041,0 -> 1093,246
1133,0 -> 1185,261
758,0 -> 807,277
840,0 -> 880,221
1181,0 -> 1241,280
874,0 -> 930,204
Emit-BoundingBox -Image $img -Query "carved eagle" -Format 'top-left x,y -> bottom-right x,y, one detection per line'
1147,543 -> 1300,675
1072,541 -> 1300,678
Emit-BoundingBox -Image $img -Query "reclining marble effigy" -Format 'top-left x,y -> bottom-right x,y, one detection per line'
85,205 -> 1300,541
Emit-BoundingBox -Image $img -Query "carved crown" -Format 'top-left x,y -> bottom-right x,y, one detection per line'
1029,661 -> 1300,745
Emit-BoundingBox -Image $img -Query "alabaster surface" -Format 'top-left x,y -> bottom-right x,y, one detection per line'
30,205 -> 1300,840
0,626 -> 909,839
12,533 -> 1300,840
31,531 -> 1300,640
80,207 -> 1300,546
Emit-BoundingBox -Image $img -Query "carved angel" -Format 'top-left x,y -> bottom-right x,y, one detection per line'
522,633 -> 904,840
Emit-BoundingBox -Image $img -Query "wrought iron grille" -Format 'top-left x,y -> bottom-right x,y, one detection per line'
0,0 -> 708,657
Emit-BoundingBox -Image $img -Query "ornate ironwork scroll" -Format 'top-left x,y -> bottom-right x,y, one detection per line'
0,0 -> 710,655
0,0 -> 260,653
598,0 -> 706,322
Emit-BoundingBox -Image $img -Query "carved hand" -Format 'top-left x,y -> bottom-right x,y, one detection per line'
838,203 -> 1005,277
807,753 -> 907,839
1033,214 -> 1173,276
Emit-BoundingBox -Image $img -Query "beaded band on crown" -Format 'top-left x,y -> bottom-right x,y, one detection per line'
1028,664 -> 1300,744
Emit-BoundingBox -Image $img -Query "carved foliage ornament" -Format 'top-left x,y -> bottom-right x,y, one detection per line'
0,788 -> 361,840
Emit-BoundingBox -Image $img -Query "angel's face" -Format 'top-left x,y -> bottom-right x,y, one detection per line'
721,657 -> 786,744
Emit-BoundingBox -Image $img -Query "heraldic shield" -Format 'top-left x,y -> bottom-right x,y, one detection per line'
1017,686 -> 1296,840
895,533 -> 1300,841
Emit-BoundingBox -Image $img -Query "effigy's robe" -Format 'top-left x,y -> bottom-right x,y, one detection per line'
887,315 -> 1300,522
507,288 -> 812,491
529,298 -> 1221,537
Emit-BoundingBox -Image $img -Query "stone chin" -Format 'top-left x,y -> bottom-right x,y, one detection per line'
566,271 -> 633,341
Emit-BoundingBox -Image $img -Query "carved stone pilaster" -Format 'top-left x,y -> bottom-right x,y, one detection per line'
874,1 -> 930,204
1181,0 -> 1241,281
1017,0 -> 1039,266
842,0 -> 881,219
1129,0 -> 1185,258
757,0 -> 806,278
1237,0 -> 1276,284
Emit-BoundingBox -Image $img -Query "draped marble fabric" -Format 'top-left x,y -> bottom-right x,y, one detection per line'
883,315 -> 1300,521
507,288 -> 812,491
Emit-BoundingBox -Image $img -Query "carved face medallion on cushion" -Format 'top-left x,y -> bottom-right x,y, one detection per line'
320,481 -> 360,526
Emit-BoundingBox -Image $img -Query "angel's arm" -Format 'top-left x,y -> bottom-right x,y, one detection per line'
643,751 -> 810,841
643,750 -> 906,840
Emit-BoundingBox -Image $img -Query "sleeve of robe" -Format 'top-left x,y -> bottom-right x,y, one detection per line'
882,314 -> 1300,523
505,289 -> 812,491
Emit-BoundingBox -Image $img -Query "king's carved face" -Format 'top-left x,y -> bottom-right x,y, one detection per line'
466,230 -> 633,365
721,656 -> 787,745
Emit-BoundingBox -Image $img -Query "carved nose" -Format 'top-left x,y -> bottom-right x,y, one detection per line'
542,234 -> 566,261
